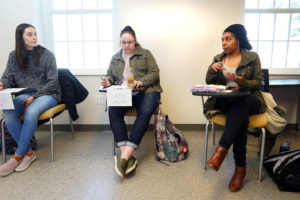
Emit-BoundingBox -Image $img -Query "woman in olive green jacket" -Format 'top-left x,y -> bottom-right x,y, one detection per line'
101,26 -> 162,178
205,24 -> 266,192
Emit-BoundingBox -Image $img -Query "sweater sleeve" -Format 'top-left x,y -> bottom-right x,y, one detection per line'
0,52 -> 16,88
32,51 -> 60,99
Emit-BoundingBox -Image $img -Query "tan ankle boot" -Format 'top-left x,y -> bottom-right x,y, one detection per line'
206,145 -> 228,171
229,166 -> 246,192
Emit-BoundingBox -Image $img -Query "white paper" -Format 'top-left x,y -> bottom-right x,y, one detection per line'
0,92 -> 14,110
1,88 -> 26,93
107,88 -> 132,106
0,88 -> 27,110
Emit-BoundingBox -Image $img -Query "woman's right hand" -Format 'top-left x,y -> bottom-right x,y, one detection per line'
101,77 -> 111,87
0,82 -> 4,90
211,62 -> 224,72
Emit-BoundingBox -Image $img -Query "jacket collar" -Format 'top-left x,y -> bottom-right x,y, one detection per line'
215,49 -> 257,67
238,49 -> 257,67
115,46 -> 143,61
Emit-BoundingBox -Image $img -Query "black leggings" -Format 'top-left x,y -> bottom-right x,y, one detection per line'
215,94 -> 261,166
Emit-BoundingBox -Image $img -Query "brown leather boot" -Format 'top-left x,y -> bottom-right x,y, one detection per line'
206,145 -> 228,171
229,166 -> 246,192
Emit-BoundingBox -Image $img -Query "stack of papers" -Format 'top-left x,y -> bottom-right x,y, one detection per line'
106,85 -> 128,90
190,85 -> 226,93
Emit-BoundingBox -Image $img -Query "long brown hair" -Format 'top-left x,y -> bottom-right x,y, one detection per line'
15,23 -> 45,70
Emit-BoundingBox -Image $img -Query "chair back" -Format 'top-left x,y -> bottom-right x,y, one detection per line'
261,69 -> 269,92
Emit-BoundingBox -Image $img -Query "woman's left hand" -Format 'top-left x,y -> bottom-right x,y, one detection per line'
22,96 -> 35,112
227,72 -> 245,85
134,80 -> 144,88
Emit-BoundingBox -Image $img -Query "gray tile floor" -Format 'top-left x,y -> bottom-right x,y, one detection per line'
0,129 -> 299,200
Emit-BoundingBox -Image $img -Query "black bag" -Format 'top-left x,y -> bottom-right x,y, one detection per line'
0,119 -> 17,154
263,149 -> 300,192
0,119 -> 37,154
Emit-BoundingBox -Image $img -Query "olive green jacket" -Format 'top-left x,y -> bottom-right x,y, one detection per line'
204,50 -> 266,118
106,46 -> 163,94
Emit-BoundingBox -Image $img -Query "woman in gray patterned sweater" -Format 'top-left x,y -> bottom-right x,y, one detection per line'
0,23 -> 61,176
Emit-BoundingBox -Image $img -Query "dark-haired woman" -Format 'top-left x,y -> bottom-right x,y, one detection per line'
204,24 -> 266,191
0,23 -> 61,176
101,26 -> 162,178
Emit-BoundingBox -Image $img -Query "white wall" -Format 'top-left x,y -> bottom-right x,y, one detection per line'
0,0 -> 298,125
114,0 -> 244,124
0,1 -> 34,71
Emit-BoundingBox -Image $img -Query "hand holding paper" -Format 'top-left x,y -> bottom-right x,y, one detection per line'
101,77 -> 111,88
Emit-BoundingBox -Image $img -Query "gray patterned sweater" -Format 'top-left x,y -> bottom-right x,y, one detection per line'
0,49 -> 61,102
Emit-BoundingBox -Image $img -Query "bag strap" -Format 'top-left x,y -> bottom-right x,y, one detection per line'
155,156 -> 170,166
274,151 -> 300,175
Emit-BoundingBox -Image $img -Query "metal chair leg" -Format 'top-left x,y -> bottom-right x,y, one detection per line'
113,137 -> 116,156
68,114 -> 74,139
258,127 -> 266,181
211,122 -> 215,145
2,119 -> 6,164
50,118 -> 54,162
203,121 -> 210,170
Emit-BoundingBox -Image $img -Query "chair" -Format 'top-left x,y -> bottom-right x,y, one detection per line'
2,104 -> 74,163
203,69 -> 269,182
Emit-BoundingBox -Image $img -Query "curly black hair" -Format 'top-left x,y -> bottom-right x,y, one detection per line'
224,24 -> 252,50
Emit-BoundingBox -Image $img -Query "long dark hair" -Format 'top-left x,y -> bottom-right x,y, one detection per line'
120,26 -> 140,47
15,23 -> 45,70
223,24 -> 252,50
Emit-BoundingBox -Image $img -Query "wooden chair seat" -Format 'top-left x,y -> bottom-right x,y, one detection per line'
20,104 -> 67,121
208,113 -> 267,128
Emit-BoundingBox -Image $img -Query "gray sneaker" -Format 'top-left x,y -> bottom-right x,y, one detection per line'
0,158 -> 20,177
15,152 -> 36,172
114,155 -> 128,178
126,156 -> 138,175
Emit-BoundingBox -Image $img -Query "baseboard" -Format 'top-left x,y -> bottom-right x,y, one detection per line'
37,123 -> 298,132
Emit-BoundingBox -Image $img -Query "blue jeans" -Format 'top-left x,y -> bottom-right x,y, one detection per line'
3,94 -> 57,155
108,92 -> 160,149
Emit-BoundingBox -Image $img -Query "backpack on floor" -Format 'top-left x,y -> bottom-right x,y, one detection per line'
0,119 -> 17,154
263,149 -> 300,192
154,108 -> 189,164
0,119 -> 37,154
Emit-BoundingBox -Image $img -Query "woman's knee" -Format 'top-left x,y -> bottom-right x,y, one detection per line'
23,109 -> 40,122
108,107 -> 127,118
3,110 -> 17,121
